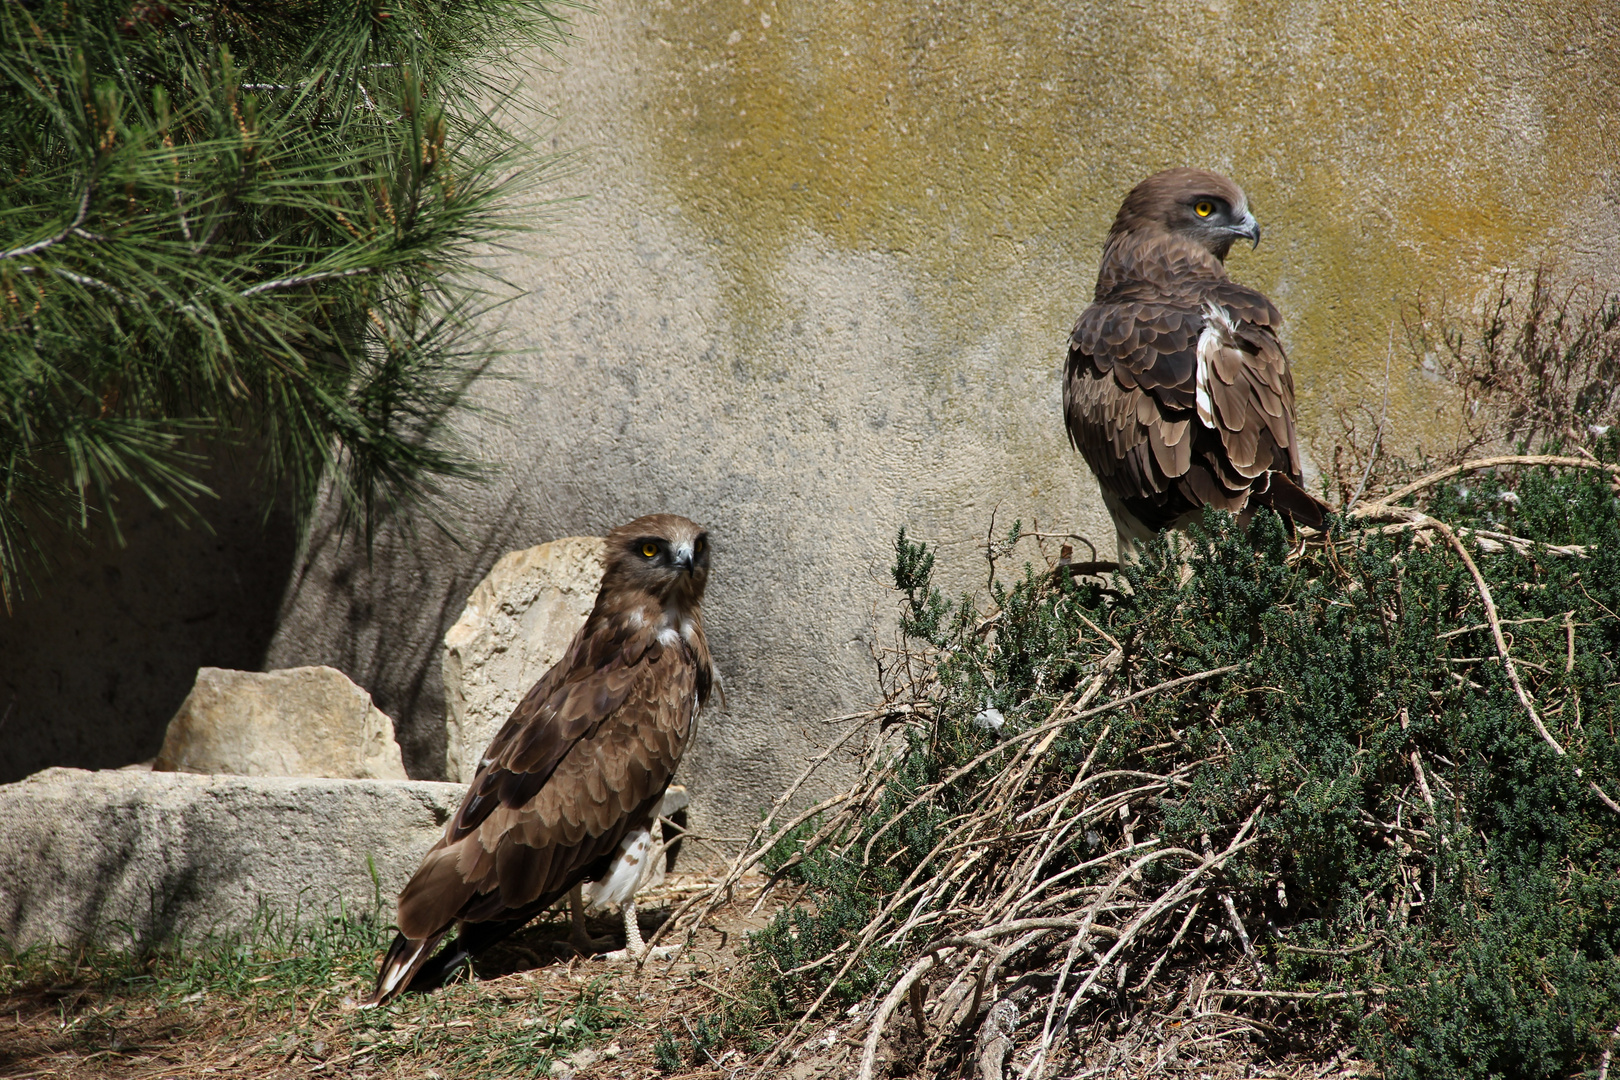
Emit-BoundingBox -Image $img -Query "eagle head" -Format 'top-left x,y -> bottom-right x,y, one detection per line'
1107,167 -> 1261,262
603,513 -> 710,606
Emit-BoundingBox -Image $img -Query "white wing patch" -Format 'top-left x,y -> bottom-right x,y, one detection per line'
1196,300 -> 1237,431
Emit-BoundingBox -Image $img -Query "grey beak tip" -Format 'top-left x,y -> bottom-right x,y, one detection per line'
1235,211 -> 1261,250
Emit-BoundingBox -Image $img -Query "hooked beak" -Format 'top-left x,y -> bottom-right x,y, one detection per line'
1233,210 -> 1261,249
672,547 -> 695,574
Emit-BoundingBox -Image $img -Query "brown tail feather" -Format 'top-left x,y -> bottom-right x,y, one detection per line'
1254,471 -> 1329,530
364,928 -> 451,1007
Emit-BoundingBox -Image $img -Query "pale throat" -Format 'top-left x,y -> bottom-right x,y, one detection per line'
627,595 -> 700,648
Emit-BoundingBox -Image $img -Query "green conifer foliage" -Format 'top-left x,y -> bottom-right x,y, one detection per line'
0,0 -> 567,605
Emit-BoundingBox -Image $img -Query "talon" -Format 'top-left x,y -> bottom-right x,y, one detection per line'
592,943 -> 681,963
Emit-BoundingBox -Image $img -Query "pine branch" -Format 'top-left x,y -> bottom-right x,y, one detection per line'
0,187 -> 92,261
0,0 -> 568,600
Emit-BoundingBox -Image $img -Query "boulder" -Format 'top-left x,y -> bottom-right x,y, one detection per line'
154,666 -> 406,781
0,767 -> 462,949
443,536 -> 606,783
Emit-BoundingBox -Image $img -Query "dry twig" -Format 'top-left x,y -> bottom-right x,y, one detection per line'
670,453 -> 1620,1077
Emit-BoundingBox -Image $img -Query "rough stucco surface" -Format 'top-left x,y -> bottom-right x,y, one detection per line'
0,465 -> 297,784
266,1 -> 1620,838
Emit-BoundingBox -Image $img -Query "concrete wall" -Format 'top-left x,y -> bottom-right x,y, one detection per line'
0,465 -> 297,784
28,1 -> 1612,835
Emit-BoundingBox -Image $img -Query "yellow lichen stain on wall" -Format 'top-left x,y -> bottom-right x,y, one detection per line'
635,0 -> 1619,452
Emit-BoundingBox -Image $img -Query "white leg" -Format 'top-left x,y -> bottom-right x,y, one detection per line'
623,898 -> 644,955
591,896 -> 680,962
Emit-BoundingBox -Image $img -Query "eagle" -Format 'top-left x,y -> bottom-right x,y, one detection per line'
1063,168 -> 1326,558
367,514 -> 714,1004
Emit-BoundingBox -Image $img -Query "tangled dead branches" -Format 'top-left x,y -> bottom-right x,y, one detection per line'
655,456 -> 1620,1080
1329,268 -> 1620,510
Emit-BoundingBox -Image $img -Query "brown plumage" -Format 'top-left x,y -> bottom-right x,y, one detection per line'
367,514 -> 714,1004
1063,168 -> 1327,555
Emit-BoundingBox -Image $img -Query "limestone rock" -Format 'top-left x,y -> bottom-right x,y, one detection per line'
0,767 -> 462,948
154,666 -> 406,781
443,536 -> 606,783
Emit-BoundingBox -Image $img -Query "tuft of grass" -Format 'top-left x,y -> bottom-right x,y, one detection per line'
654,1029 -> 684,1072
0,896 -> 388,1003
0,895 -> 626,1078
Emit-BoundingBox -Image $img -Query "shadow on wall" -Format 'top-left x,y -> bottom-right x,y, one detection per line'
0,458 -> 300,784
267,483 -> 541,781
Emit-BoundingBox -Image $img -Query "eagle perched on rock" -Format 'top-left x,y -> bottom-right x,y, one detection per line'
1063,168 -> 1326,557
368,514 -> 713,1004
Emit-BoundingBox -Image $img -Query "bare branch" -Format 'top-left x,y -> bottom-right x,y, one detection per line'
240,266 -> 374,296
0,187 -> 91,261
856,953 -> 937,1080
1367,455 -> 1620,510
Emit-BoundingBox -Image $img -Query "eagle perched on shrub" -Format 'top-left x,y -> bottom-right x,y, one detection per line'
1063,168 -> 1326,556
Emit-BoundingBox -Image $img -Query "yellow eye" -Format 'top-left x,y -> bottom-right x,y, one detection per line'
694,537 -> 706,554
642,543 -> 658,558
1195,201 -> 1214,218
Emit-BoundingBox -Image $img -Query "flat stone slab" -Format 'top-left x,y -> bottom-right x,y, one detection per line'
0,768 -> 463,950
